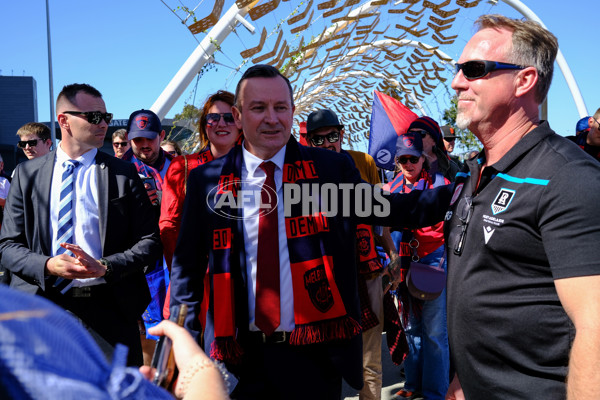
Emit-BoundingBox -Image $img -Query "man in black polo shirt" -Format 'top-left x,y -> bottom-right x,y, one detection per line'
445,15 -> 600,399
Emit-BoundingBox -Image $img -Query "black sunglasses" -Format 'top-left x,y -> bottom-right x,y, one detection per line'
410,130 -> 429,139
113,141 -> 128,147
309,131 -> 340,146
454,196 -> 473,255
206,113 -> 235,125
397,156 -> 421,165
17,139 -> 43,149
63,111 -> 113,125
455,60 -> 526,80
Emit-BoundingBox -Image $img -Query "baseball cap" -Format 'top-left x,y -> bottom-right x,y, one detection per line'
441,125 -> 458,139
127,109 -> 162,140
306,109 -> 344,135
395,131 -> 423,158
576,116 -> 590,134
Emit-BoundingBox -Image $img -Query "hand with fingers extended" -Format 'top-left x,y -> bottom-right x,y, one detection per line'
45,243 -> 107,279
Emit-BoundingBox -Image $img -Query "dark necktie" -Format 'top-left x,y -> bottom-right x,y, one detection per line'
53,159 -> 79,293
255,161 -> 280,335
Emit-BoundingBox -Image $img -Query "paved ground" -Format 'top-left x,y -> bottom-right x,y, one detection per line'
341,333 -> 421,400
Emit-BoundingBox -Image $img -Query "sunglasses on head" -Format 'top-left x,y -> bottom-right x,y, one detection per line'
455,60 -> 526,80
206,113 -> 235,126
309,131 -> 340,146
397,156 -> 421,165
113,141 -> 128,147
17,139 -> 42,149
63,111 -> 113,125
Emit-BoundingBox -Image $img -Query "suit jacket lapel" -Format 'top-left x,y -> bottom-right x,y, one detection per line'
38,152 -> 56,255
95,152 -> 109,254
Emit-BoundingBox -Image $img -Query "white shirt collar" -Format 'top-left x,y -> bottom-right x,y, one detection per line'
56,144 -> 98,168
241,141 -> 286,176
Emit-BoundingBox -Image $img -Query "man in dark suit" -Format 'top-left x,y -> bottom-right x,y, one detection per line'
169,65 -> 451,399
0,83 -> 162,366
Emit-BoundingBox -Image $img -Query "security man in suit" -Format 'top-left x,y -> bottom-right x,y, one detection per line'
0,83 -> 162,366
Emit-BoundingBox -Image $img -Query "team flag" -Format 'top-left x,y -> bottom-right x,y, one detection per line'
368,91 -> 418,170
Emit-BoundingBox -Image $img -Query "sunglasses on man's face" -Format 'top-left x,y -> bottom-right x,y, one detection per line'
455,60 -> 526,80
63,111 -> 113,125
206,113 -> 236,126
309,131 -> 340,147
397,156 -> 421,165
113,141 -> 128,147
17,139 -> 43,149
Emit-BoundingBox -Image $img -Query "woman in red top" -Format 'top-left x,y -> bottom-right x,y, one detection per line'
160,90 -> 241,268
160,91 -> 240,325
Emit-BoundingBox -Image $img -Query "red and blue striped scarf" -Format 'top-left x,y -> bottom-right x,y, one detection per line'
209,138 -> 361,363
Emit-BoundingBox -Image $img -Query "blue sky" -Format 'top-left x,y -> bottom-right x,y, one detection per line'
1,0 -> 597,140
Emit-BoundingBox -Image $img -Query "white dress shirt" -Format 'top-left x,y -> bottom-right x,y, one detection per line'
241,143 -> 294,332
50,145 -> 104,286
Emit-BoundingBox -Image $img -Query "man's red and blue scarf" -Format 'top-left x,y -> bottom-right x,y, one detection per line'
209,138 -> 361,363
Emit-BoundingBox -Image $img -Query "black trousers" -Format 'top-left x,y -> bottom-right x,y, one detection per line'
59,285 -> 143,366
231,339 -> 343,400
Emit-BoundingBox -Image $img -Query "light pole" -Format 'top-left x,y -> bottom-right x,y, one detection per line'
46,0 -> 57,146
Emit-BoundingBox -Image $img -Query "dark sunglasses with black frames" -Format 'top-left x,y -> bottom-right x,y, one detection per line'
455,60 -> 527,80
309,131 -> 340,147
17,139 -> 43,149
206,113 -> 236,125
112,141 -> 128,147
396,156 -> 421,165
454,196 -> 474,255
63,111 -> 113,125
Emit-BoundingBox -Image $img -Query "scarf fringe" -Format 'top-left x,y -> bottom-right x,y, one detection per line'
210,337 -> 244,364
290,316 -> 362,345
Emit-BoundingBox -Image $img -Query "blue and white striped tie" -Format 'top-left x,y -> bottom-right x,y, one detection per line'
53,159 -> 79,293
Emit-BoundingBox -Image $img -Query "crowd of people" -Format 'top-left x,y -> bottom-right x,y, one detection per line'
1,13 -> 600,400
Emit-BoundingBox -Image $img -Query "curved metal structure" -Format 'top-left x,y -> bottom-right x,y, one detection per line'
501,0 -> 588,117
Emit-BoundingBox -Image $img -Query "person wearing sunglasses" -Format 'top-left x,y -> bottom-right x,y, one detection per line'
384,131 -> 451,400
306,108 -> 399,400
111,129 -> 130,159
168,65 -> 454,400
0,83 -> 161,367
160,139 -> 182,158
445,15 -> 600,400
16,121 -> 53,160
160,90 -> 241,272
567,108 -> 600,162
406,116 -> 460,183
159,91 -> 241,345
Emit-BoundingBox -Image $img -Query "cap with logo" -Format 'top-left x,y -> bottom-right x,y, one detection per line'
576,116 -> 590,134
127,109 -> 162,140
441,125 -> 458,139
395,131 -> 423,158
306,109 -> 344,135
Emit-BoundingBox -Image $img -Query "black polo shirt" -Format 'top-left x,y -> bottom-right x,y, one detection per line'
445,122 -> 600,398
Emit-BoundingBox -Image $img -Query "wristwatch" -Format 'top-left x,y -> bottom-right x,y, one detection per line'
99,258 -> 113,280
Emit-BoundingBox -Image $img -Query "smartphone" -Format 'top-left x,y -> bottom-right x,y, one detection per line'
151,304 -> 188,388
140,176 -> 159,206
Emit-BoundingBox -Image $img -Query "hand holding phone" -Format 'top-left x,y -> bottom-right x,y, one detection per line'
151,304 -> 188,388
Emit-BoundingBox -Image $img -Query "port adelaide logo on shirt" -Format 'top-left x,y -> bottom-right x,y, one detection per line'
491,188 -> 516,215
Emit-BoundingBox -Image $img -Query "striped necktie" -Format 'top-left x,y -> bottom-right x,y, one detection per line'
53,159 -> 79,293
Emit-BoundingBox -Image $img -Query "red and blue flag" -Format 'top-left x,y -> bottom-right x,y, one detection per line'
368,91 -> 418,170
